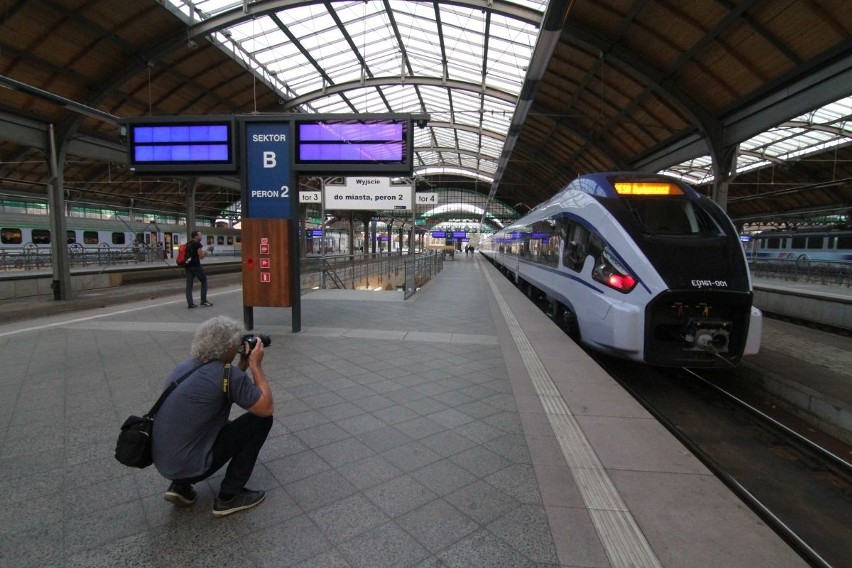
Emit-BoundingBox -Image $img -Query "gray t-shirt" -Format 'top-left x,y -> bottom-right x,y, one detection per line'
152,358 -> 262,479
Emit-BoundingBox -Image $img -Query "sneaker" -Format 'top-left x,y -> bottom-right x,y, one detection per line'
164,482 -> 197,506
200,301 -> 213,307
188,304 -> 197,309
212,488 -> 265,517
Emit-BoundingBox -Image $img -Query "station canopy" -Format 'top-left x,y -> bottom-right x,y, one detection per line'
1,1 -> 851,230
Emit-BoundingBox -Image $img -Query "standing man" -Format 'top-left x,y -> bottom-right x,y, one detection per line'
185,230 -> 212,308
152,316 -> 274,517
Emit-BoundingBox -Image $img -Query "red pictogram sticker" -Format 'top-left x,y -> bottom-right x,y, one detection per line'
260,272 -> 271,283
260,244 -> 269,254
260,258 -> 270,269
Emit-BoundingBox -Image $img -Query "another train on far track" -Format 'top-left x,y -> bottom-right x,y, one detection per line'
479,172 -> 762,368
0,212 -> 241,258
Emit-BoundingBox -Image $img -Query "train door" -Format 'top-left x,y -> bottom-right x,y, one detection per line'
163,233 -> 175,258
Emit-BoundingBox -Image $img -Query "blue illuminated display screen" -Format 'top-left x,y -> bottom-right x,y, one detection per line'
294,118 -> 411,174
431,231 -> 446,238
127,119 -> 237,174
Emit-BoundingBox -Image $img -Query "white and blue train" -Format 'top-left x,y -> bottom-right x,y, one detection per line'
479,172 -> 762,368
743,228 -> 852,267
0,212 -> 241,258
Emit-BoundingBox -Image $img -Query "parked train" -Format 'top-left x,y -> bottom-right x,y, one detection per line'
479,172 -> 762,368
0,212 -> 241,258
743,228 -> 852,266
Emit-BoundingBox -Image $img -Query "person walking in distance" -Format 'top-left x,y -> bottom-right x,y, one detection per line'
152,316 -> 274,517
185,230 -> 212,308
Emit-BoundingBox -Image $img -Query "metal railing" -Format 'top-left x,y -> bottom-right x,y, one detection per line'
0,244 -> 242,271
300,251 -> 443,297
749,259 -> 852,288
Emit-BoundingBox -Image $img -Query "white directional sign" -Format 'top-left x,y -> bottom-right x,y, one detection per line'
300,190 -> 321,204
416,192 -> 438,205
324,177 -> 412,210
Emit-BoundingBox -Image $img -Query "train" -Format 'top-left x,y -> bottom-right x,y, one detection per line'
479,172 -> 762,368
742,228 -> 852,267
0,212 -> 242,258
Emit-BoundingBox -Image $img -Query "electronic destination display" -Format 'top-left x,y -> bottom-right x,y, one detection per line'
126,117 -> 238,174
294,115 -> 413,175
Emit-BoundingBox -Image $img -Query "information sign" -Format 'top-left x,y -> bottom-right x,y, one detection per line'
324,177 -> 412,211
245,122 -> 292,219
300,191 -> 321,204
416,193 -> 438,205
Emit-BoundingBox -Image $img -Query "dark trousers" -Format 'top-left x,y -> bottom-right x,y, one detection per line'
185,265 -> 208,306
175,413 -> 273,498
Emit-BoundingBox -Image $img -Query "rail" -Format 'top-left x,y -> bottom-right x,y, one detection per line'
301,251 -> 443,297
749,259 -> 852,288
0,244 -> 242,271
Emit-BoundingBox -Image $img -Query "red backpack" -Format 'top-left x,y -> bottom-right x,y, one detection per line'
176,243 -> 188,266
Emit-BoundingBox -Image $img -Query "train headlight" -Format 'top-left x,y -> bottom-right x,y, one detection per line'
592,248 -> 637,293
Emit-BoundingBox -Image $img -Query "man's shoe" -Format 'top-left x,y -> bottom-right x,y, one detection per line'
164,482 -> 197,506
200,301 -> 213,307
212,488 -> 265,517
188,304 -> 197,309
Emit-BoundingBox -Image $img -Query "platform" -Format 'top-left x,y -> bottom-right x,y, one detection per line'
0,256 -> 809,567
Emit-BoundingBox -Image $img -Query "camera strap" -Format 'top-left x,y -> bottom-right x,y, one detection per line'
222,363 -> 231,403
145,361 -> 211,419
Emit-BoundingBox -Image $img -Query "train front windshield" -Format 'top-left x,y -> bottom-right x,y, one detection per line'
621,197 -> 724,237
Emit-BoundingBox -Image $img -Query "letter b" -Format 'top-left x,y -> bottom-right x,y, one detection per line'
263,151 -> 277,168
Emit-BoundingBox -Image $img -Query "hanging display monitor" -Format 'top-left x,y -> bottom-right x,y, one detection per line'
126,116 -> 238,174
294,114 -> 414,175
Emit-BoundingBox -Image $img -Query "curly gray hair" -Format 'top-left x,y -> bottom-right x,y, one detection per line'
191,316 -> 245,361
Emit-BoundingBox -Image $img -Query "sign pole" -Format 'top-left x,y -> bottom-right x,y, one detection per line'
321,177 -> 326,289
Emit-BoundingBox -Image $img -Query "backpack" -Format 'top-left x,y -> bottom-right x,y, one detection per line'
176,243 -> 188,266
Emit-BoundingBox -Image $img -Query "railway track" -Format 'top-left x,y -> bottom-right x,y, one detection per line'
592,353 -> 852,568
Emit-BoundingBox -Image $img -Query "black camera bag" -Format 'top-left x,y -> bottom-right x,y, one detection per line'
115,415 -> 156,468
114,362 -> 208,468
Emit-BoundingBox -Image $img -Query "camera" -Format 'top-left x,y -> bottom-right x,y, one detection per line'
240,333 -> 271,353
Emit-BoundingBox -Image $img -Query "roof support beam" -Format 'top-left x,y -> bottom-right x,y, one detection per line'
634,44 -> 852,173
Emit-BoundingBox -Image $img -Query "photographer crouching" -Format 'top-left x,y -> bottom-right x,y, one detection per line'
152,316 -> 274,517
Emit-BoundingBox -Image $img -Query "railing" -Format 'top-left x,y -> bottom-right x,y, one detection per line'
749,259 -> 852,288
404,252 -> 444,299
300,251 -> 443,297
2,246 -> 446,299
0,244 -> 242,271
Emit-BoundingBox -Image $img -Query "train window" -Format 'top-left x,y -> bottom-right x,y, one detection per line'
837,236 -> 852,250
1,227 -> 23,245
67,231 -> 76,244
791,237 -> 806,249
765,237 -> 780,249
207,236 -> 215,245
217,236 -> 225,245
84,231 -> 99,244
805,236 -> 823,249
623,198 -> 721,236
112,232 -> 126,245
32,229 -> 51,244
561,222 -> 590,272
227,236 -> 234,245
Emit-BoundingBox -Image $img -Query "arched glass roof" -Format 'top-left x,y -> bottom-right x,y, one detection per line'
163,0 -> 548,183
661,95 -> 852,185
